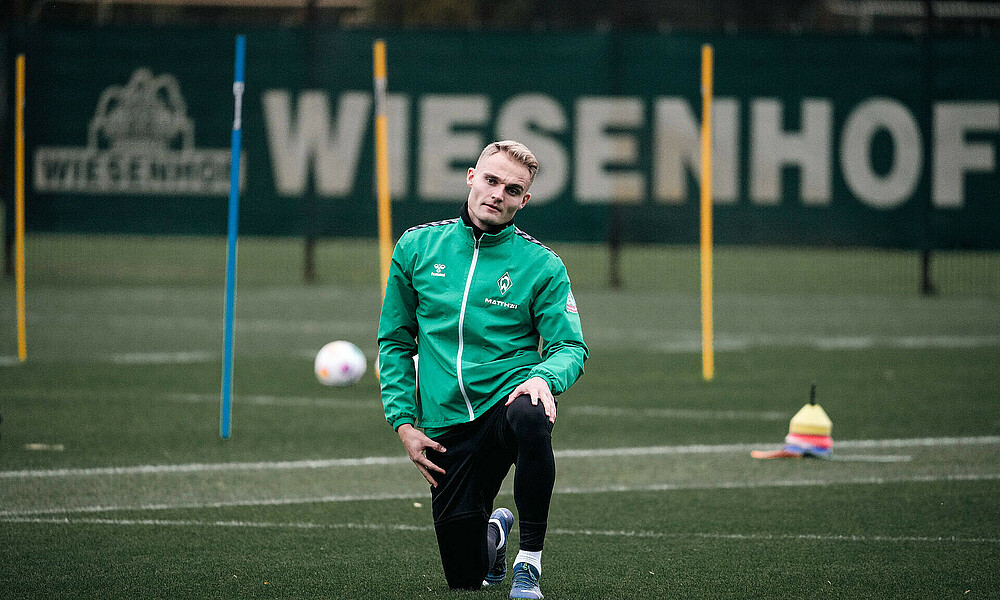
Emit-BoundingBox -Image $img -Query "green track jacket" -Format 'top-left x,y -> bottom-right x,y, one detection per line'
378,210 -> 588,432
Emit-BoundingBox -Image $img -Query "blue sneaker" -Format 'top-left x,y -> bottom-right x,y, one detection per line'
483,508 -> 514,586
509,562 -> 543,599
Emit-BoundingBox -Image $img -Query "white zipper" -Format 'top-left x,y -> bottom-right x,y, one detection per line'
456,238 -> 480,421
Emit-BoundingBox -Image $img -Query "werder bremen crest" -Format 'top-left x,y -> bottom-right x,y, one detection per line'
497,272 -> 513,295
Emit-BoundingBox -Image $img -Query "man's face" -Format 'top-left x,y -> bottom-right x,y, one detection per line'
466,151 -> 532,230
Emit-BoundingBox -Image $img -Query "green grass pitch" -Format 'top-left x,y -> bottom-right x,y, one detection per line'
1,235 -> 999,598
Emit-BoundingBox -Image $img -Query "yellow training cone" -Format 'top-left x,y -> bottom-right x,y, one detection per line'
788,402 -> 832,437
784,383 -> 832,456
752,383 -> 833,459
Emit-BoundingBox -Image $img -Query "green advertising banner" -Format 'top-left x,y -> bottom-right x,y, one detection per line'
13,27 -> 1000,249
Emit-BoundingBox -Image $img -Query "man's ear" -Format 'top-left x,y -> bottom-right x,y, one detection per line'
519,193 -> 531,208
467,168 -> 475,187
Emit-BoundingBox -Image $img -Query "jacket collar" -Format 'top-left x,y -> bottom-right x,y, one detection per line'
460,202 -> 515,246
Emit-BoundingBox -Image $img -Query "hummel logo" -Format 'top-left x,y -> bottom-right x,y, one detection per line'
432,263 -> 446,277
497,272 -> 512,295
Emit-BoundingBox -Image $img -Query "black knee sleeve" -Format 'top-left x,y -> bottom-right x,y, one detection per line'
506,395 -> 554,442
505,395 -> 556,552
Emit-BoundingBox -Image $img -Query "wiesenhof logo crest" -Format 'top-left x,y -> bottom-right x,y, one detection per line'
34,68 -> 244,196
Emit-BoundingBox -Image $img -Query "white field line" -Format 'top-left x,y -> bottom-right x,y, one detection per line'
546,528 -> 1000,545
204,399 -> 784,420
27,313 -> 368,335
554,435 -> 1000,458
0,352 -> 220,366
2,470 -> 1000,519
2,516 -> 998,545
3,436 -> 998,480
0,456 -> 412,479
3,473 -> 999,518
651,334 -> 1000,353
822,454 -> 912,463
4,334 -> 1000,368
553,473 -> 1000,495
570,405 -> 788,421
172,394 -> 789,419
0,388 -> 786,417
166,392 -> 378,409
0,493 -> 427,517
0,389 -> 378,410
108,351 -> 216,365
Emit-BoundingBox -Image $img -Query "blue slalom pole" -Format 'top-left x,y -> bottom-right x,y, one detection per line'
221,35 -> 246,440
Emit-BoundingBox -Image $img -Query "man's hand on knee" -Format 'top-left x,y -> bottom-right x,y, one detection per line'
505,376 -> 556,423
397,424 -> 447,487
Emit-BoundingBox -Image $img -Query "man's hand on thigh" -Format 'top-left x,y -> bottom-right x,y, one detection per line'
505,376 -> 556,423
397,423 -> 447,487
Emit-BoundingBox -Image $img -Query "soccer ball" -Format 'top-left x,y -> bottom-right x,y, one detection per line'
314,341 -> 367,386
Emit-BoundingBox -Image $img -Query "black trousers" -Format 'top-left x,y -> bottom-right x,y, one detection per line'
425,395 -> 555,590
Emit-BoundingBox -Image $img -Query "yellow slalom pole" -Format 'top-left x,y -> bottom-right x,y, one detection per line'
699,44 -> 714,381
15,54 -> 27,362
373,40 -> 393,303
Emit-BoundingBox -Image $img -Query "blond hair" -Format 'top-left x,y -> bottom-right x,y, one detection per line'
476,140 -> 538,184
